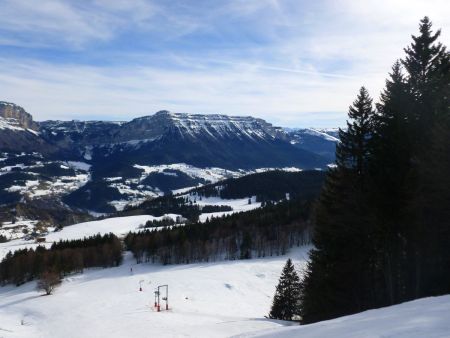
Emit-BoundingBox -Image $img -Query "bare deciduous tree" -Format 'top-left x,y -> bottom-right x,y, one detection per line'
37,271 -> 61,295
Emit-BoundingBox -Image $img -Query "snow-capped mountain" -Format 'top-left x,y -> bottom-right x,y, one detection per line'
38,111 -> 287,147
116,111 -> 287,142
285,127 -> 339,162
1,102 -> 337,213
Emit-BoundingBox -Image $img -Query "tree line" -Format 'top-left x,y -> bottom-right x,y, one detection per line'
0,233 -> 122,286
192,170 -> 326,202
121,193 -> 231,222
299,17 -> 450,324
119,170 -> 325,224
124,197 -> 314,265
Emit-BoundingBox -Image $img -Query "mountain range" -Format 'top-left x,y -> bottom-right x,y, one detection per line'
0,101 -> 338,213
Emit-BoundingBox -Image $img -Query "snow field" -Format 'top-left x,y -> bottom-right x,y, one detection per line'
134,163 -> 242,184
0,198 -> 260,260
239,295 -> 450,338
1,213 -> 449,338
0,247 -> 311,338
0,215 -> 179,260
182,195 -> 262,222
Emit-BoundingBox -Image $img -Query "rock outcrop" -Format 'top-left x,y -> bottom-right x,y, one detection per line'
0,101 -> 38,130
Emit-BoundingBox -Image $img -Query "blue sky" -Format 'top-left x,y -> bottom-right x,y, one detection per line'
0,0 -> 448,127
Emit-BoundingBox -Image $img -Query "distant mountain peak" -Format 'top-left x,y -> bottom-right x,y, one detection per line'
120,111 -> 286,142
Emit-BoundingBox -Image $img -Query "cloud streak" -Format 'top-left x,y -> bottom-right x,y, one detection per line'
0,0 -> 448,127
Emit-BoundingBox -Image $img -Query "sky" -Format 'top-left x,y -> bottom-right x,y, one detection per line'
0,0 -> 449,127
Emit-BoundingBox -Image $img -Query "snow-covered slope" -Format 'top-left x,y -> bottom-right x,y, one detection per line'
154,111 -> 285,140
185,195 -> 261,222
1,242 -> 449,338
0,116 -> 29,132
0,198 -> 262,259
242,295 -> 450,338
134,163 -> 243,184
0,152 -> 91,207
0,215 -> 180,260
115,110 -> 286,142
285,127 -> 339,162
0,247 -> 310,338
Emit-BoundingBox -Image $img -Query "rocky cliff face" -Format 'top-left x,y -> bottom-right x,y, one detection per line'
0,102 -> 60,155
0,101 -> 38,130
113,110 -> 288,143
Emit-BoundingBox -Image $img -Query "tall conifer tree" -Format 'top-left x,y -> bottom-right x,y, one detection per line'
269,258 -> 302,321
300,17 -> 450,324
406,18 -> 450,298
402,16 -> 447,142
300,87 -> 376,323
401,17 -> 449,298
370,61 -> 412,305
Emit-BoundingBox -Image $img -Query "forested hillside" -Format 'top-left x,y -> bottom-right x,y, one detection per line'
118,193 -> 231,222
120,171 -> 324,266
0,233 -> 122,286
125,197 -> 313,265
119,170 -> 325,221
0,168 -> 324,285
192,170 -> 326,202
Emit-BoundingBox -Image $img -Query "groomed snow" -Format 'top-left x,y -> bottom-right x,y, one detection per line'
1,239 -> 449,338
239,295 -> 450,338
0,247 -> 310,338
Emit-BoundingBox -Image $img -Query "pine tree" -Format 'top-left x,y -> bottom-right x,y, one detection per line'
299,18 -> 449,324
338,86 -> 375,179
415,119 -> 450,297
402,16 -> 448,143
401,17 -> 450,299
299,87 -> 376,323
369,61 -> 412,305
240,231 -> 252,259
269,258 -> 301,321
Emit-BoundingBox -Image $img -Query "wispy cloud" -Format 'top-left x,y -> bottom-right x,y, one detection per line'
0,0 -> 160,47
0,56 -> 375,127
0,0 -> 448,127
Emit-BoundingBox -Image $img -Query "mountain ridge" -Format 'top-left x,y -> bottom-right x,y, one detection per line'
0,101 -> 337,213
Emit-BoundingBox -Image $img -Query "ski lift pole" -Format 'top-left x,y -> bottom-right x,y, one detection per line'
154,287 -> 161,311
157,288 -> 160,312
157,284 -> 168,311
